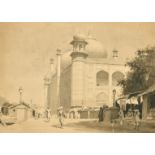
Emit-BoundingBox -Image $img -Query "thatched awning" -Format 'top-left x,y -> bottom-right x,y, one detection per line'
117,91 -> 143,100
139,84 -> 155,96
9,102 -> 31,109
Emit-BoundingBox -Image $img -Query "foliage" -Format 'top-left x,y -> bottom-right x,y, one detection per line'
118,47 -> 155,94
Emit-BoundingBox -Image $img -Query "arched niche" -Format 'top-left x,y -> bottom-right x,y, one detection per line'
112,71 -> 124,86
96,70 -> 109,86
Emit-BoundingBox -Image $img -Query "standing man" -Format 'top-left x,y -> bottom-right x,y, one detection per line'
57,106 -> 65,128
46,108 -> 51,122
98,107 -> 103,122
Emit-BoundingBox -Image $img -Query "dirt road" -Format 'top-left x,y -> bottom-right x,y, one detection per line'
0,118 -> 155,133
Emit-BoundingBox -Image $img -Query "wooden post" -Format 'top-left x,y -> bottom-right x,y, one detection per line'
142,94 -> 148,119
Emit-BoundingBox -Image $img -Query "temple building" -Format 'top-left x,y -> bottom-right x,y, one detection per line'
44,34 -> 127,115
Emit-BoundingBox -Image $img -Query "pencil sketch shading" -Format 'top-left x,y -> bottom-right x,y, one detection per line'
0,23 -> 155,132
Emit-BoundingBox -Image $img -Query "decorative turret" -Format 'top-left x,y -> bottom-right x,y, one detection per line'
112,49 -> 119,59
44,76 -> 51,86
50,58 -> 55,75
70,34 -> 88,60
70,34 -> 88,53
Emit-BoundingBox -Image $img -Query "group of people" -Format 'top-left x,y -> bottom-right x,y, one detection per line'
118,108 -> 141,130
115,99 -> 143,129
98,104 -> 141,130
45,106 -> 66,128
115,99 -> 143,118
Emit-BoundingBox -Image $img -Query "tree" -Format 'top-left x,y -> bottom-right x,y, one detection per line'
119,46 -> 155,94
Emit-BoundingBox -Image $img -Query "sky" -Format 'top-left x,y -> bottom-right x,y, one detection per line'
0,22 -> 155,106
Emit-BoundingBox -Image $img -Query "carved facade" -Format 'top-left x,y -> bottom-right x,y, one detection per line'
44,34 -> 126,114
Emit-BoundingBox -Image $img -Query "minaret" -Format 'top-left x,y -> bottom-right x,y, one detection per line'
50,58 -> 55,74
44,58 -> 55,110
56,49 -> 61,108
44,76 -> 51,109
70,35 -> 88,107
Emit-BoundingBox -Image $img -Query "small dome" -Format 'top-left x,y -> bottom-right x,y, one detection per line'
73,34 -> 86,41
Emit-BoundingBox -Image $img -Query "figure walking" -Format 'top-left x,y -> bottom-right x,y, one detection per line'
57,106 -> 65,128
46,108 -> 51,122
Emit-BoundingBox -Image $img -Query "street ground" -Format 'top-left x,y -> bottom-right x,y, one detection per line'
0,118 -> 155,133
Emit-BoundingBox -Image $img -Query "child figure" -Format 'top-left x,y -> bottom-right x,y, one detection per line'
134,110 -> 140,130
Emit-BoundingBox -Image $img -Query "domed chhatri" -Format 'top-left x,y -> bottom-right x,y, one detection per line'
71,34 -> 107,58
73,34 -> 86,42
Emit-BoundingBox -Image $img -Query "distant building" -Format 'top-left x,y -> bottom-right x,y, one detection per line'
44,34 -> 127,115
9,102 -> 33,122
